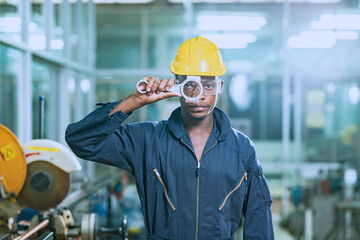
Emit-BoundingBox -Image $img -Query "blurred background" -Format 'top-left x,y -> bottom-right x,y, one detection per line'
1,0 -> 360,239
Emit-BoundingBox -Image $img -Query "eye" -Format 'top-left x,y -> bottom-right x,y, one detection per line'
184,81 -> 198,89
205,83 -> 215,89
184,83 -> 193,89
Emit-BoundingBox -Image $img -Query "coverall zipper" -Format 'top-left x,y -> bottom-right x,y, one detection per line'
218,172 -> 248,211
181,139 -> 218,240
153,169 -> 176,211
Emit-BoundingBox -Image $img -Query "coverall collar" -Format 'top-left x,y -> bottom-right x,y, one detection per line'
168,107 -> 231,143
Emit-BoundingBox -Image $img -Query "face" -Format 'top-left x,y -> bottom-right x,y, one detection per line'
178,75 -> 223,120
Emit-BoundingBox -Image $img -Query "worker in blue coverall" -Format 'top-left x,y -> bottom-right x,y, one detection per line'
65,36 -> 274,240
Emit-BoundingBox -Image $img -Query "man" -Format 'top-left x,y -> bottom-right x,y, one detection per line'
65,36 -> 274,239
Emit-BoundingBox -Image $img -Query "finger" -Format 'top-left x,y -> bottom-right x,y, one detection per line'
158,79 -> 168,93
143,75 -> 152,92
146,76 -> 157,93
151,77 -> 160,93
161,90 -> 181,98
149,91 -> 180,101
142,88 -> 181,105
165,78 -> 175,91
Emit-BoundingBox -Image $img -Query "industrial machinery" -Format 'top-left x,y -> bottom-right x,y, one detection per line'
281,163 -> 360,240
0,124 -> 128,240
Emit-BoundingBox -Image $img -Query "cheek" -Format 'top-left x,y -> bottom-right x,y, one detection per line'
206,95 -> 218,105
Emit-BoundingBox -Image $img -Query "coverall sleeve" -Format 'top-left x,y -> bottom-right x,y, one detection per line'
243,151 -> 274,240
65,101 -> 144,176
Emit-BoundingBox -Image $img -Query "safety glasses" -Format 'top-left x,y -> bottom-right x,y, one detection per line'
175,75 -> 222,97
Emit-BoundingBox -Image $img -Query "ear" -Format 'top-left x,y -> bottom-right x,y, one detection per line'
218,80 -> 224,95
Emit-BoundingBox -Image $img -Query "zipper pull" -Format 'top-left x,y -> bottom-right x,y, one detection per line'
153,169 -> 160,177
196,163 -> 201,177
244,172 -> 248,181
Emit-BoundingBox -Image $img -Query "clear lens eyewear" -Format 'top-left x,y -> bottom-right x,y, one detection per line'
176,76 -> 221,96
200,79 -> 222,96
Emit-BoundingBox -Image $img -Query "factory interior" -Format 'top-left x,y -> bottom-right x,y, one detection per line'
1,0 -> 360,239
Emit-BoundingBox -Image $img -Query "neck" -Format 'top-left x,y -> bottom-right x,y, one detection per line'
181,110 -> 214,134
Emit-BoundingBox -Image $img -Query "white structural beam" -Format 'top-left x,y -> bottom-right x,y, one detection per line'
281,0 -> 291,216
294,76 -> 302,163
18,0 -> 32,142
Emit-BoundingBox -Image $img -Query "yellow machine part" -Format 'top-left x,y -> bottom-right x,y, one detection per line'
0,124 -> 27,198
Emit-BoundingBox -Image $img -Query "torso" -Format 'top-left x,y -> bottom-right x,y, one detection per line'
189,132 -> 211,162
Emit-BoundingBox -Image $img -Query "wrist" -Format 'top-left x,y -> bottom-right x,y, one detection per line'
109,93 -> 145,116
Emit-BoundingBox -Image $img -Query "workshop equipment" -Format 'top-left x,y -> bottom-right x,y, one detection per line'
18,139 -> 81,210
0,124 -> 27,200
0,124 -> 129,240
0,124 -> 81,232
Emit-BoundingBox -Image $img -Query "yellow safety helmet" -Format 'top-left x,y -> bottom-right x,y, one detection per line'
170,36 -> 226,77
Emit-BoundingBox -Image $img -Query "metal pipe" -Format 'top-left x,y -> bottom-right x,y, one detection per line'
59,174 -> 122,209
39,96 -> 45,139
15,219 -> 49,240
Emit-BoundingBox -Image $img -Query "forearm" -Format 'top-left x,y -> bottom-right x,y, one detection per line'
66,101 -> 130,158
110,76 -> 180,116
109,93 -> 144,116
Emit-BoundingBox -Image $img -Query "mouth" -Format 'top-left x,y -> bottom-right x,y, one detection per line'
188,104 -> 208,111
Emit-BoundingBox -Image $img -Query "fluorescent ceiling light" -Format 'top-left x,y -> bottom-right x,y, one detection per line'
349,86 -> 359,105
80,79 -> 91,93
199,0 -> 237,2
307,0 -> 340,2
169,0 -> 230,2
51,39 -> 64,50
197,15 -> 266,31
0,16 -> 21,33
201,33 -> 256,49
288,30 -> 358,48
169,0 -> 339,2
288,31 -> 336,48
278,0 -> 340,1
288,36 -> 336,48
93,0 -> 153,3
302,30 -> 358,40
311,14 -> 360,30
52,0 -> 77,3
334,31 -> 358,40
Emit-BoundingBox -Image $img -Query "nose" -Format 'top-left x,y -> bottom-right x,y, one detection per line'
199,88 -> 206,100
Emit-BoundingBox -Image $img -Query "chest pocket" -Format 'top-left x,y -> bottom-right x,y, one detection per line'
153,168 -> 176,211
217,172 -> 247,224
218,172 -> 247,211
146,168 -> 177,238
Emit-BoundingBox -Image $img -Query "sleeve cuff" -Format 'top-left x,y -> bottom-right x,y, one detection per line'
97,100 -> 133,122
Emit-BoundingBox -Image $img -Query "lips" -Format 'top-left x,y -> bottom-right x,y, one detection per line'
188,104 -> 208,111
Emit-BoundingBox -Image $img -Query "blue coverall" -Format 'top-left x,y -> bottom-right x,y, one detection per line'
65,101 -> 274,240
